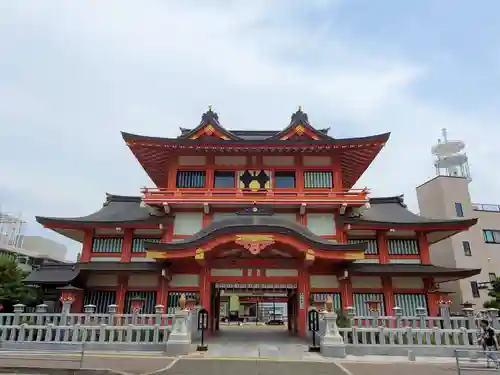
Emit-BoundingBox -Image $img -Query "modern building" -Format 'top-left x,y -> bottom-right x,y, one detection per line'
27,108 -> 481,337
1,211 -> 67,271
417,129 -> 498,311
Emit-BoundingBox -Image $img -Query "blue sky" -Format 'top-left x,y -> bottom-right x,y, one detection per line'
1,0 -> 499,260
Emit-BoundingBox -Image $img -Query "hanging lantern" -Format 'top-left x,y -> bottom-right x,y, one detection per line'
130,297 -> 145,313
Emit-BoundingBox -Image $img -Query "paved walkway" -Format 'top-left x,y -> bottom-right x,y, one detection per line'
201,325 -> 321,360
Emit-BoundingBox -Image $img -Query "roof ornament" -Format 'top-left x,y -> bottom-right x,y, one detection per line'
290,106 -> 309,124
201,105 -> 219,123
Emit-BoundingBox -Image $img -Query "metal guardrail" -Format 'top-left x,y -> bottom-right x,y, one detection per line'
455,349 -> 500,374
0,345 -> 85,369
472,203 -> 500,212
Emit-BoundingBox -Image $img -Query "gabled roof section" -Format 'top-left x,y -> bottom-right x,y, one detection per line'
24,263 -> 80,285
122,107 -> 390,187
270,107 -> 332,141
36,194 -> 171,228
178,107 -> 241,141
340,195 -> 478,243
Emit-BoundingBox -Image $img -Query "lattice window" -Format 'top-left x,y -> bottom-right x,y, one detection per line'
176,171 -> 206,188
91,238 -> 123,253
131,238 -> 161,253
353,293 -> 385,316
394,293 -> 427,316
166,291 -> 199,314
304,171 -> 333,188
310,293 -> 342,310
84,290 -> 116,313
388,239 -> 420,255
348,239 -> 378,255
124,291 -> 156,314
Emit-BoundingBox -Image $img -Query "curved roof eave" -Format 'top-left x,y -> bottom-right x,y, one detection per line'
145,217 -> 368,252
36,193 -> 172,227
341,217 -> 478,229
121,131 -> 391,146
348,263 -> 481,278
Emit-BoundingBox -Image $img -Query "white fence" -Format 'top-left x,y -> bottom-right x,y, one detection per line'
1,303 -> 499,356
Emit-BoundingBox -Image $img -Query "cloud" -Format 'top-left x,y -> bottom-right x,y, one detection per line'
0,0 -> 498,259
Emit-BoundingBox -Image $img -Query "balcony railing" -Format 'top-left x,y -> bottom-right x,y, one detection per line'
472,203 -> 500,212
141,188 -> 369,206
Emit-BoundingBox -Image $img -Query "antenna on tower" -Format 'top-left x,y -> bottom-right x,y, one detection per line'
431,128 -> 471,181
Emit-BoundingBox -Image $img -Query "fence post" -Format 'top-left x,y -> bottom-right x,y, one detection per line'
108,304 -> 118,325
416,307 -> 427,328
487,308 -> 499,329
84,304 -> 96,325
346,306 -> 356,327
393,306 -> 403,329
155,304 -> 164,325
13,304 -> 25,325
439,303 -> 451,329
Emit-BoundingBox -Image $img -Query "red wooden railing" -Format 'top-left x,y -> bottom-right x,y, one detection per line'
141,187 -> 369,205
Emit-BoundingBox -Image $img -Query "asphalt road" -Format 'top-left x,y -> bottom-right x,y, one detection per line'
2,354 -> 495,375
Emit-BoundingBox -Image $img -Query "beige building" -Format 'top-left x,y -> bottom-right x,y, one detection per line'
417,174 -> 498,311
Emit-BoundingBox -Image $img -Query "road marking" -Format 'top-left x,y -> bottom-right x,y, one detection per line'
333,360 -> 356,375
140,357 -> 180,375
178,356 -> 331,362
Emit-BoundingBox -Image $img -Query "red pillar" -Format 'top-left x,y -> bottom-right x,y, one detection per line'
157,275 -> 168,308
120,229 -> 133,262
424,278 -> 439,316
377,231 -> 389,264
298,267 -> 309,337
340,278 -> 353,310
418,232 -> 431,264
80,229 -> 93,262
382,277 -> 394,315
199,267 -> 211,329
72,290 -> 84,313
116,275 -> 128,313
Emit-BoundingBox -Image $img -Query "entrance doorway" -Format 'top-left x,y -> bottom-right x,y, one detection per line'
210,283 -> 299,336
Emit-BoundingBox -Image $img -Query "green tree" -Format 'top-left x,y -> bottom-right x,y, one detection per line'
484,277 -> 500,309
0,256 -> 40,311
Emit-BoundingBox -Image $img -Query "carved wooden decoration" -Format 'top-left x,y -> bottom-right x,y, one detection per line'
234,234 -> 275,255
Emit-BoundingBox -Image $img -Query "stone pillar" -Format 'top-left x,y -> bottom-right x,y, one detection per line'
35,304 -> 48,313
320,310 -> 346,358
108,304 -> 118,325
416,306 -> 427,328
319,296 -> 346,358
155,304 -> 164,325
462,307 -> 475,329
487,308 -> 499,329
13,304 -> 24,325
393,306 -> 403,328
166,294 -> 191,356
438,301 -> 452,329
84,304 -> 96,325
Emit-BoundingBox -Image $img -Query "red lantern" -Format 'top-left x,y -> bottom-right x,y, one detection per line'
59,291 -> 76,303
365,300 -> 381,313
130,298 -> 145,313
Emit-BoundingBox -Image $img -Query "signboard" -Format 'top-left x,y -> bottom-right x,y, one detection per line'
198,308 -> 209,330
299,292 -> 305,309
215,283 -> 297,289
308,309 -> 319,332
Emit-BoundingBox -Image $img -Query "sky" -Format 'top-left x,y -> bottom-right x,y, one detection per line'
1,0 -> 499,260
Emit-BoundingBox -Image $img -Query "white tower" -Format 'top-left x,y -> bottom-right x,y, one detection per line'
432,128 -> 471,181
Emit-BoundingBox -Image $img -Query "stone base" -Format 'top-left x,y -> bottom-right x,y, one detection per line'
166,337 -> 191,356
320,343 -> 346,358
